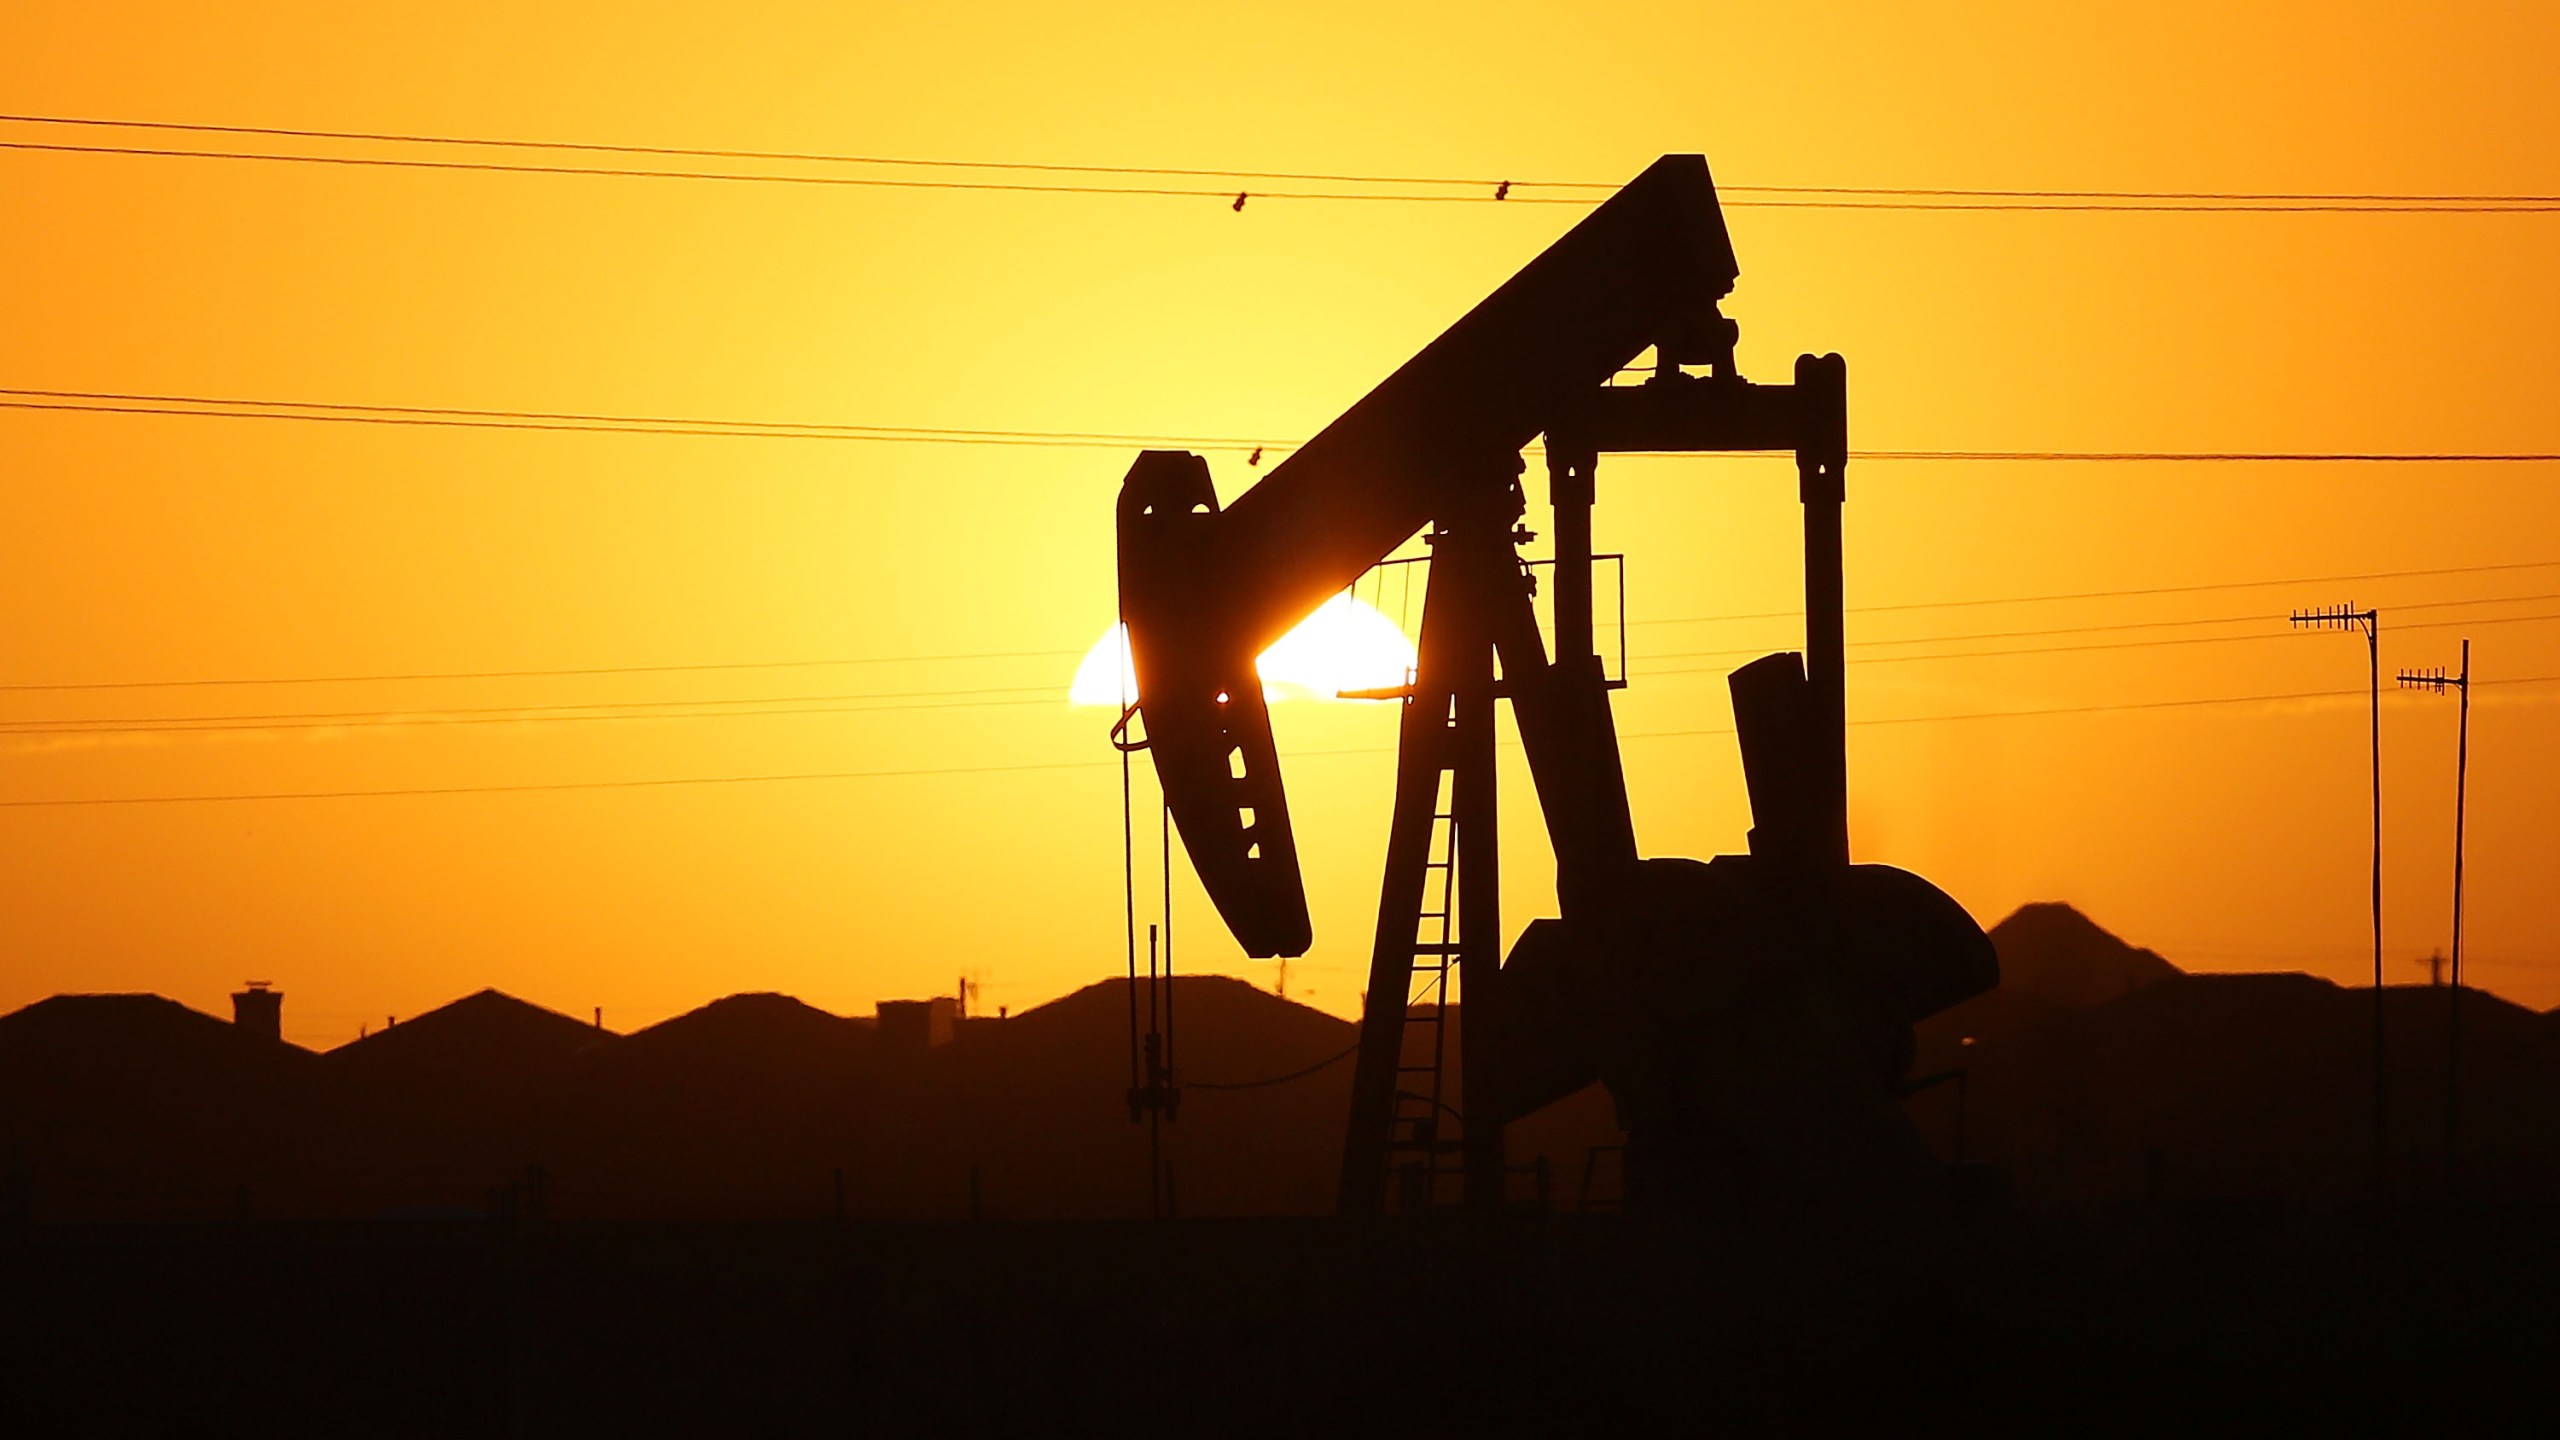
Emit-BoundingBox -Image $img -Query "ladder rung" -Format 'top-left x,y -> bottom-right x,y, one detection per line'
1409,942 -> 1461,955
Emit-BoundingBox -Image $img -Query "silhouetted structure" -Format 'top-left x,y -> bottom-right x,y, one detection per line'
1112,154 -> 1992,1215
230,981 -> 282,1042
0,993 -> 316,1221
874,996 -> 960,1052
8,939 -> 2559,1434
7,909 -> 2560,1225
2401,640 -> 2475,1193
2292,601 -> 2386,1194
1122,924 -> 1182,1217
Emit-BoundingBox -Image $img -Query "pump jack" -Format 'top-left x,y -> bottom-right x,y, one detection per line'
1115,155 -> 1996,1217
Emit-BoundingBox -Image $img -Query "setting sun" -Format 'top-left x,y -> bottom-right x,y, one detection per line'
1068,596 -> 1419,706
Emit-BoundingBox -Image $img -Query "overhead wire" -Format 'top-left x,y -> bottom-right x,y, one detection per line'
6,387 -> 2556,464
4,559 -> 2551,700
19,609 -> 2557,738
0,389 -> 1288,452
0,682 -> 1069,737
1631,609 -> 2560,680
0,698 -> 1066,739
0,386 -> 1286,449
0,755 -> 1112,808
1629,673 -> 2560,742
1628,558 -> 2560,627
11,674 -> 2555,809
1187,1043 -> 1360,1091
1848,449 -> 2560,462
0,113 -> 1609,189
13,605 -> 2559,738
0,646 -> 1088,694
7,115 -> 2560,211
7,573 -> 2558,730
0,138 -> 1376,203
10,571 -> 2549,722
1635,590 -> 2560,663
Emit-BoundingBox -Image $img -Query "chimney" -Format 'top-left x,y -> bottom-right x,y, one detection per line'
231,981 -> 282,1043
876,997 -> 960,1052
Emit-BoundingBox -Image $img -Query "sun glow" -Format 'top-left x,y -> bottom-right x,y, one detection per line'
1068,598 -> 1419,706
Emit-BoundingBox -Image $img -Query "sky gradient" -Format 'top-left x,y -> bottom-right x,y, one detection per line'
4,2 -> 2557,1045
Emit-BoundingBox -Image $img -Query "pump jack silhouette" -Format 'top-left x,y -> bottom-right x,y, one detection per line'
1115,155 -> 1997,1216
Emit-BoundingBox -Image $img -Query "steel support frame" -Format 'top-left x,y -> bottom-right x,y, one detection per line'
1337,357 -> 1849,1218
1339,499 -> 1523,1216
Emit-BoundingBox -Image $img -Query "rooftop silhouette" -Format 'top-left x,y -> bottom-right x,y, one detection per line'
323,987 -> 611,1088
5,905 -> 2557,1221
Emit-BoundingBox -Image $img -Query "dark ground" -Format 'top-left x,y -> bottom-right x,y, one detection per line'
6,1202 -> 2555,1437
10,912 -> 2558,1434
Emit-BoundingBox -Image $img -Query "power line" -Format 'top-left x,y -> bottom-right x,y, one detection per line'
1628,558 -> 2560,627
0,646 -> 1087,694
1613,447 -> 2560,463
0,694 -> 1069,739
0,681 -> 1068,736
1631,609 -> 2560,680
4,558 -> 2546,698
1643,608 -> 2366,660
1630,673 -> 2560,739
0,756 -> 1117,808
23,606 -> 2554,739
7,388 -> 2556,464
11,676 -> 2555,808
1638,591 -> 2560,662
5,570 -> 2555,709
17,607 -> 2557,738
0,386 -> 1284,448
0,138 -> 1387,203
1852,449 -> 2560,462
0,391 -> 1286,452
0,113 -> 1609,190
1187,1042 -> 1360,1091
8,115 -> 2560,211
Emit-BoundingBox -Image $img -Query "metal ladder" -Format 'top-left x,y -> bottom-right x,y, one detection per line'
1386,733 -> 1464,1210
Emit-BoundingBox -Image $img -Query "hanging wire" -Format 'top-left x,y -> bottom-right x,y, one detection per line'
1119,625 -> 1140,1109
1188,1042 -> 1361,1090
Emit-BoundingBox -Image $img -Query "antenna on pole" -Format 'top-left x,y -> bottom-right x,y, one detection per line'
2290,601 -> 2384,1201
2399,639 -> 2472,1198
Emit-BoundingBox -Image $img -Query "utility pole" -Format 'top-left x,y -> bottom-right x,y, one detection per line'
2292,602 -> 2384,1200
2398,639 -> 2471,1198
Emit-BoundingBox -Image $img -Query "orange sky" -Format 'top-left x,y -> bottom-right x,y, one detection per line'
4,2 -> 2557,1046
